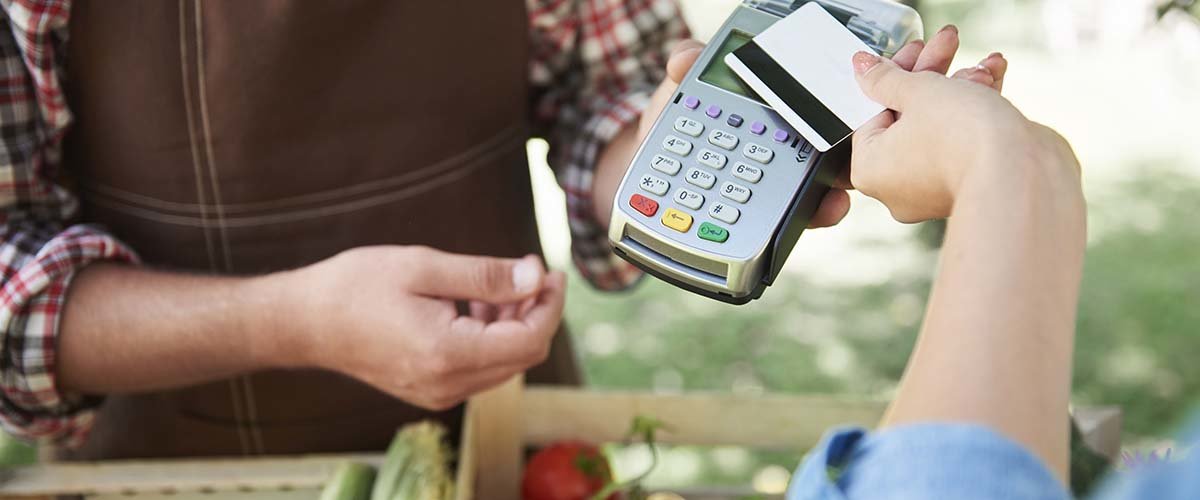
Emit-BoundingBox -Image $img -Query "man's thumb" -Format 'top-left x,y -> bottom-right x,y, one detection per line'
411,251 -> 546,303
853,52 -> 916,112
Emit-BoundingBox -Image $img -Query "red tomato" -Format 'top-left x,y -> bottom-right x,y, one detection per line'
521,441 -> 616,500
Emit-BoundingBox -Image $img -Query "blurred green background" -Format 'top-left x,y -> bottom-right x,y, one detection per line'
3,0 -> 1198,496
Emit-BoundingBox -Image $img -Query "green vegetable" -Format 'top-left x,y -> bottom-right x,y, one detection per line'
320,462 -> 377,500
370,421 -> 455,500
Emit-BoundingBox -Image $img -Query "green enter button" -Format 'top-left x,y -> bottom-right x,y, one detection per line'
698,222 -> 729,243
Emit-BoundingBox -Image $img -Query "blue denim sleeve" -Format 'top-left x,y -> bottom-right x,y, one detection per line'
786,424 -> 1070,500
1090,418 -> 1200,500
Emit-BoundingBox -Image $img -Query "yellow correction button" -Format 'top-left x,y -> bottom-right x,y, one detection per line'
661,208 -> 693,233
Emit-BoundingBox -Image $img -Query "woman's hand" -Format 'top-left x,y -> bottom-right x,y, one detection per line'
848,50 -> 1078,223
847,48 -> 1086,482
593,26 -> 971,228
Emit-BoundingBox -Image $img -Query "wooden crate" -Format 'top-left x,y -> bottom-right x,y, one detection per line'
0,377 -> 1122,499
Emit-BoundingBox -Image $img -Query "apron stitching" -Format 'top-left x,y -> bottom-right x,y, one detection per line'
78,137 -> 523,228
79,124 -> 524,215
180,0 -> 251,457
239,376 -> 266,454
177,0 -> 218,272
193,0 -> 266,456
193,0 -> 235,275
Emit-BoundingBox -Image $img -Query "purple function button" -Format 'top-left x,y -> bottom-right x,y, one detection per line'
683,96 -> 701,109
773,129 -> 790,143
749,121 -> 767,135
705,104 -> 722,118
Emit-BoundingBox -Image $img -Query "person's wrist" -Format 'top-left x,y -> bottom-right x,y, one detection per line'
240,268 -> 320,370
953,123 -> 1084,218
592,123 -> 639,225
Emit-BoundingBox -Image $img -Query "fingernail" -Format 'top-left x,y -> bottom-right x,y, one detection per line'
512,257 -> 541,294
988,51 -> 1004,60
939,24 -> 959,35
852,51 -> 880,74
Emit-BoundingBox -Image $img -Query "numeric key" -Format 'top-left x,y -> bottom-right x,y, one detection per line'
685,168 -> 717,189
697,149 -> 727,170
720,181 -> 751,203
663,135 -> 693,156
732,162 -> 762,183
673,117 -> 704,137
707,129 -> 739,150
650,154 -> 681,175
673,188 -> 704,210
743,143 -> 773,164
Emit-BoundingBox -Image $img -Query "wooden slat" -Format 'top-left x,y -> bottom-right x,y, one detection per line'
453,398 -> 479,500
468,375 -> 524,500
0,387 -> 1123,499
0,453 -> 381,498
521,388 -> 1124,455
521,387 -> 886,450
1074,407 -> 1123,459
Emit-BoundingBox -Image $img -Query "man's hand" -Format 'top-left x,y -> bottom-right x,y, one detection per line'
57,246 -> 565,413
592,25 -> 970,228
279,247 -> 565,410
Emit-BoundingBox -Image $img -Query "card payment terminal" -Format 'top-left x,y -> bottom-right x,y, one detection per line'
607,0 -> 922,304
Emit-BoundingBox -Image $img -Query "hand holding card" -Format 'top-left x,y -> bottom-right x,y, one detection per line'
725,2 -> 890,152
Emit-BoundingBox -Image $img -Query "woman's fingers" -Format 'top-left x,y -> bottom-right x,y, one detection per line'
979,52 -> 1008,91
891,39 -> 925,71
949,54 -> 1008,92
914,25 -> 960,75
951,65 -> 995,88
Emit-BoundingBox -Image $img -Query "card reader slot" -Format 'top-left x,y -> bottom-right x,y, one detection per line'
622,226 -> 728,285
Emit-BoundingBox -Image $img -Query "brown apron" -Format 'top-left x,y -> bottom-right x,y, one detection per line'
58,0 -> 578,459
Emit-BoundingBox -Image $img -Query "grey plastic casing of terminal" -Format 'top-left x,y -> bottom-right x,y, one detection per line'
608,0 -> 922,304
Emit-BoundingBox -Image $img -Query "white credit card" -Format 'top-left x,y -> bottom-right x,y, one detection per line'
725,2 -> 884,152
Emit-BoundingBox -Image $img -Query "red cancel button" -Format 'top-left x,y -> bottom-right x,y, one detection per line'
629,194 -> 659,217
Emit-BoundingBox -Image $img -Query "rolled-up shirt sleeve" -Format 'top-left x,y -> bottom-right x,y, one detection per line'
788,424 -> 1070,500
0,2 -> 138,446
527,0 -> 690,290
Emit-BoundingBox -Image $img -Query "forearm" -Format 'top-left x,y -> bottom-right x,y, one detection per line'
57,263 -> 300,395
881,130 -> 1085,481
592,123 -> 640,225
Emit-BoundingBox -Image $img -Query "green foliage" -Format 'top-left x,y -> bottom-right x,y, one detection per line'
1157,0 -> 1200,21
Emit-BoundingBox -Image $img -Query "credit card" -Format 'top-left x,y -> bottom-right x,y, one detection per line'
724,2 -> 885,152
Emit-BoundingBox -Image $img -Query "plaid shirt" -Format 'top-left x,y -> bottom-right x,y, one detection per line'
0,0 -> 688,446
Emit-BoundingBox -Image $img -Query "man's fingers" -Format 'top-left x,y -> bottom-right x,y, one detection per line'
854,53 -> 922,112
808,189 -> 851,228
891,39 -> 925,71
914,25 -> 959,75
408,249 -> 545,303
666,40 -> 705,84
832,163 -> 854,190
515,271 -> 566,333
445,271 -> 566,371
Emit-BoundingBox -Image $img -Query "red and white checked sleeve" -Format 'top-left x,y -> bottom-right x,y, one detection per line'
528,0 -> 690,290
0,1 -> 137,446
